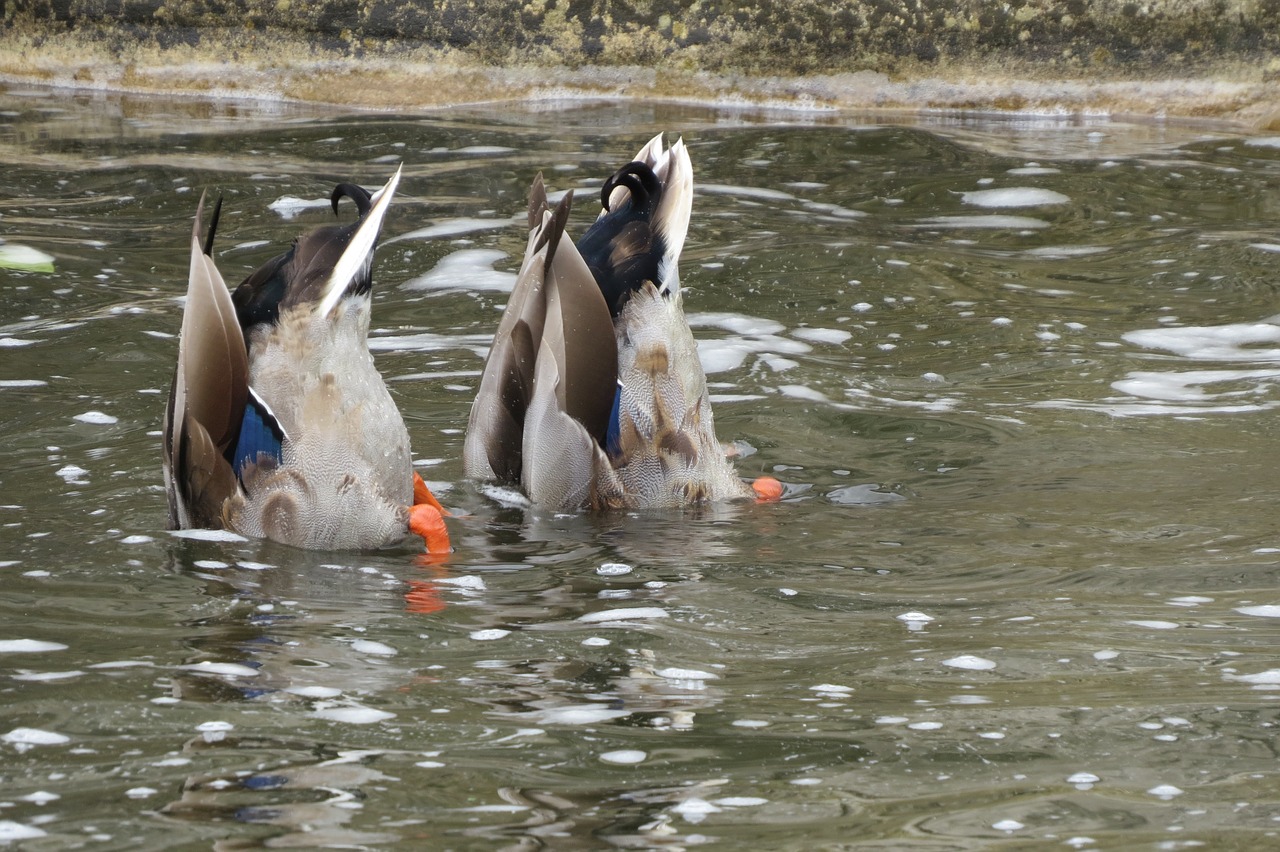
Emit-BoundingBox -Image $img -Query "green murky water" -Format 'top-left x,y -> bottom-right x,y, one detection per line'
3,86 -> 1280,849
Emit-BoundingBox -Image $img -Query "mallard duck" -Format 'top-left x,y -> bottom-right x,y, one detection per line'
163,167 -> 450,552
463,135 -> 781,510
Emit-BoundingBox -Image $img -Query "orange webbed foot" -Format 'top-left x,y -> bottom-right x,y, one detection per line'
413,471 -> 450,516
752,476 -> 784,502
410,502 -> 451,554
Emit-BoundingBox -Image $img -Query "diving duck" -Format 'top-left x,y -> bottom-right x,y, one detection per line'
163,167 -> 450,552
463,134 -> 781,510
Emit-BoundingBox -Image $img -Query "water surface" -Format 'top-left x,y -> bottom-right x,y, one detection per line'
3,87 -> 1280,848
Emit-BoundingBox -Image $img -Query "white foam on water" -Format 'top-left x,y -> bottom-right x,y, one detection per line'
12,670 -> 83,681
0,639 -> 67,653
688,312 -> 786,337
600,749 -> 646,764
1008,166 -> 1061,175
120,535 -> 154,544
2,727 -> 70,746
845,386 -> 961,413
916,214 -> 1050,229
195,721 -> 233,733
267,195 -> 332,219
402,248 -> 517,292
908,721 -> 943,730
454,145 -> 516,155
1023,245 -> 1109,258
1124,322 -> 1280,362
286,686 -> 343,698
178,661 -> 260,677
0,379 -> 47,388
169,529 -> 249,542
657,667 -> 718,682
943,655 -> 997,671
1094,650 -> 1120,661
0,338 -> 39,347
1227,670 -> 1280,684
698,183 -> 796,202
1250,243 -> 1280,253
1147,784 -> 1184,799
437,575 -> 486,591
1236,605 -> 1280,618
389,216 -> 519,243
1068,772 -> 1101,789
1244,137 -> 1280,148
313,706 -> 396,724
55,464 -> 88,484
0,822 -> 47,842
125,787 -> 159,798
478,483 -> 531,508
897,611 -> 935,625
810,683 -> 854,694
1167,595 -> 1213,606
74,410 -> 117,424
577,607 -> 669,623
961,187 -> 1070,207
597,562 -> 632,576
779,384 -> 829,402
470,629 -> 511,641
351,639 -> 397,656
19,791 -> 60,804
733,719 -> 770,728
685,312 -> 811,373
993,819 -> 1025,831
582,637 -> 610,647
1127,620 -> 1180,630
716,796 -> 768,807
799,199 -> 867,219
671,797 -> 721,823
1113,368 -> 1280,402
792,327 -> 852,345
523,704 -> 631,725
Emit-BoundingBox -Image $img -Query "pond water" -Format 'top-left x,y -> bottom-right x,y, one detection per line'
3,85 -> 1280,849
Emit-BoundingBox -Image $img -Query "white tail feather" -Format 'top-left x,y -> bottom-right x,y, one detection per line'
317,164 -> 402,319
654,137 -> 692,296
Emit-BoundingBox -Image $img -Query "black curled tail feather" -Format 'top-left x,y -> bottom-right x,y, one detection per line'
578,160 -> 668,318
600,161 -> 662,215
203,195 -> 223,258
331,182 -> 374,218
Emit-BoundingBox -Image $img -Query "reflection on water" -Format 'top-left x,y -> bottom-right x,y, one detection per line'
3,84 -> 1280,847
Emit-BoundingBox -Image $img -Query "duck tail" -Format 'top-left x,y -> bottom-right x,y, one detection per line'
316,164 -> 401,318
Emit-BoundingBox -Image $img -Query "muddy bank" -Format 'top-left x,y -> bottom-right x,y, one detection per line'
2,1 -> 1278,126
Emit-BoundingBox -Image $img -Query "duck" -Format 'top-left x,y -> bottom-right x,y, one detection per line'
463,134 -> 781,510
162,167 -> 450,552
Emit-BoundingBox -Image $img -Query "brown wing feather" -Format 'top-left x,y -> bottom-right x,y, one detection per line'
543,223 -> 617,450
163,192 -> 249,528
463,181 -> 553,481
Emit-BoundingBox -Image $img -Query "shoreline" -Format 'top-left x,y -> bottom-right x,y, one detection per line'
1,28 -> 1277,132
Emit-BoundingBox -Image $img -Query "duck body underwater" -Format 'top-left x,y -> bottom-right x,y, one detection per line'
464,134 -> 781,509
163,167 -> 450,552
